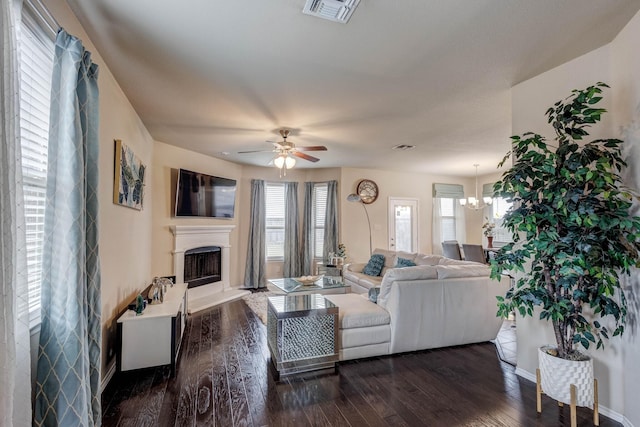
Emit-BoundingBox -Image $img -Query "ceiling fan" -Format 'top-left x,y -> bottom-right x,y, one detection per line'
238,129 -> 328,163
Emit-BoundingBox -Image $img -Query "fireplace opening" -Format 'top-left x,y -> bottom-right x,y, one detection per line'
184,246 -> 221,289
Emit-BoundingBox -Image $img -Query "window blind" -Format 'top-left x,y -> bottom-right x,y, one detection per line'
19,6 -> 55,328
265,183 -> 285,259
439,198 -> 457,241
482,182 -> 495,199
433,183 -> 464,199
313,183 -> 328,258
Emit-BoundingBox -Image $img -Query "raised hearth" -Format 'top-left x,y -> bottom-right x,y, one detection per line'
170,225 -> 249,313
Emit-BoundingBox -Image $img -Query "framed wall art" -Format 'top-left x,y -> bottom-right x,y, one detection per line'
113,139 -> 145,210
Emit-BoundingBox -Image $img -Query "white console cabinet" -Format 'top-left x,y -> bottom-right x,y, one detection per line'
117,283 -> 188,375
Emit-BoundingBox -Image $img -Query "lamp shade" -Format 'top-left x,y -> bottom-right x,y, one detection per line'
285,155 -> 296,168
274,155 -> 286,169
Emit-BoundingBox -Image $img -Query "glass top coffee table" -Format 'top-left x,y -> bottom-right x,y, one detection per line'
268,276 -> 349,295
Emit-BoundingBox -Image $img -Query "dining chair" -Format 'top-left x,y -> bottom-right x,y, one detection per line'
462,244 -> 486,263
442,241 -> 462,260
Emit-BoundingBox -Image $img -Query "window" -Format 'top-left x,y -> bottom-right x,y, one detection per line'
19,6 -> 55,327
432,183 -> 466,248
264,182 -> 328,261
439,198 -> 458,241
265,183 -> 285,259
491,197 -> 513,243
312,183 -> 328,258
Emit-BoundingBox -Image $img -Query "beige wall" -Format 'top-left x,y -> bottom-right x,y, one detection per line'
340,167 -> 484,262
43,0 -> 156,378
151,142 -> 244,284
511,32 -> 640,420
611,9 -> 640,427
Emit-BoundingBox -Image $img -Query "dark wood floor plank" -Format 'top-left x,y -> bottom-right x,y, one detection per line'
194,310 -> 214,426
219,301 -> 253,427
340,360 -> 410,426
209,307 -> 233,427
173,308 -> 203,426
103,298 -> 622,427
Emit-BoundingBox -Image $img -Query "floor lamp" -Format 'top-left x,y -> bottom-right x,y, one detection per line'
347,193 -> 372,256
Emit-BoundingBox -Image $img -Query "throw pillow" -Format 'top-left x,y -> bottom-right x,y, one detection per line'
368,287 -> 381,303
395,257 -> 417,268
363,254 -> 385,276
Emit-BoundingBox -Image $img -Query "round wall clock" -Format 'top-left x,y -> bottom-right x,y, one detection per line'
357,179 -> 379,204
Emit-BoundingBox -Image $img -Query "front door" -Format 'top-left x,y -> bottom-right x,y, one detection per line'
388,198 -> 419,252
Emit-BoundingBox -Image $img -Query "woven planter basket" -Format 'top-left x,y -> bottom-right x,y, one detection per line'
538,346 -> 594,407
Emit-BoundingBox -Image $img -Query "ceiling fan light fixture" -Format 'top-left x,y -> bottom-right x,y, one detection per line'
274,154 -> 286,169
285,155 -> 296,169
274,153 -> 296,170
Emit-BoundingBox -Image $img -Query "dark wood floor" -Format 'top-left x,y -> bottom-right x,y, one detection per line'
102,299 -> 620,427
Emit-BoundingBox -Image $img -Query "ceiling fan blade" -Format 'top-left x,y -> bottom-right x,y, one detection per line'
292,151 -> 320,162
297,145 -> 327,152
238,149 -> 273,154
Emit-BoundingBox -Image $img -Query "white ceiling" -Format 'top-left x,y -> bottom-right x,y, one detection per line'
66,0 -> 640,177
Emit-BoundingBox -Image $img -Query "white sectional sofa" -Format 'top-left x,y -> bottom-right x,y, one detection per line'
325,249 -> 510,361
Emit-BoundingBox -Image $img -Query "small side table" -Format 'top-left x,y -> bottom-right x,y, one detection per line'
316,262 -> 343,277
267,294 -> 339,376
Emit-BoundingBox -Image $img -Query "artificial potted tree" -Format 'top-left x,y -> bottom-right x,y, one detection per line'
490,82 -> 640,422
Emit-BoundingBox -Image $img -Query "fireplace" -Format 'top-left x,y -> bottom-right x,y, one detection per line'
170,225 -> 249,313
184,246 -> 221,288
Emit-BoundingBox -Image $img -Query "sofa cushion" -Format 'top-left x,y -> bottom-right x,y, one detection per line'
415,254 -> 444,266
396,257 -> 417,268
372,248 -> 398,268
436,264 -> 491,279
325,294 -> 391,329
363,254 -> 385,276
396,251 -> 418,262
340,325 -> 391,348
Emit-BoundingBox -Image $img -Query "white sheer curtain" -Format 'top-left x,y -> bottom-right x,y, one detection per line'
455,201 -> 467,244
1,0 -> 32,425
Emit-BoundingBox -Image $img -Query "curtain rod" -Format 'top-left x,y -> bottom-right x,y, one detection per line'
25,0 -> 60,37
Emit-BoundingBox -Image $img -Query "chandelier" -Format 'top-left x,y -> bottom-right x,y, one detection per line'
460,164 -> 492,210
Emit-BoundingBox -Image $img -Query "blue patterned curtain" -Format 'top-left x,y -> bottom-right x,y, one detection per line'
323,180 -> 339,261
244,179 -> 266,288
34,29 -> 101,427
301,182 -> 314,275
283,181 -> 300,277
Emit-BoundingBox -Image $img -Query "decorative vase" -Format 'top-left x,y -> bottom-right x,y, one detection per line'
487,236 -> 494,248
538,346 -> 594,406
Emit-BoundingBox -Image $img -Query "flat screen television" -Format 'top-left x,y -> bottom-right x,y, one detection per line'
174,168 -> 237,218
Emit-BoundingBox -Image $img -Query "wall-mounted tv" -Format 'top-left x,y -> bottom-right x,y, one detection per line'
174,168 -> 237,218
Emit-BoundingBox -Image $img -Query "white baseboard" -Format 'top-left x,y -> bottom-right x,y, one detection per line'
514,367 -> 628,424
101,359 -> 116,393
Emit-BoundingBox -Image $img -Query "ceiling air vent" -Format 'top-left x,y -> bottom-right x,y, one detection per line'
302,0 -> 361,24
392,144 -> 416,151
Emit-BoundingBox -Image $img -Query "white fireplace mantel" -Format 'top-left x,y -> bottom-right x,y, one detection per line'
170,224 -> 248,313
